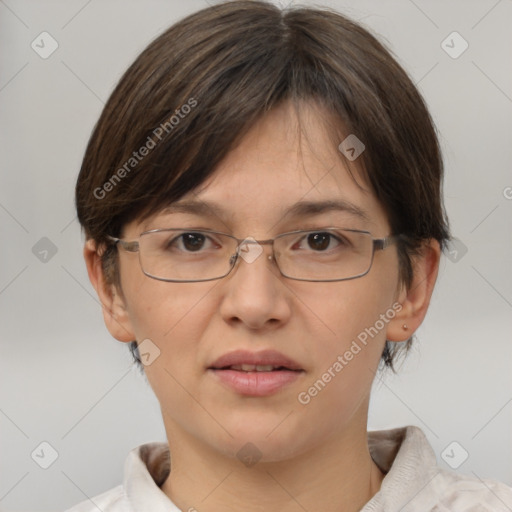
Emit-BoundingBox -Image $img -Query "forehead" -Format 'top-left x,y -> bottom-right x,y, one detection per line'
139,101 -> 390,234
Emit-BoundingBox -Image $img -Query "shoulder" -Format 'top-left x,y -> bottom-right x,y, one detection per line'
63,441 -> 172,512
366,426 -> 512,511
428,467 -> 512,512
63,484 -> 129,512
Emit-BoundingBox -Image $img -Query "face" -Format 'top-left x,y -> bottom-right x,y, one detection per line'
112,101 -> 404,461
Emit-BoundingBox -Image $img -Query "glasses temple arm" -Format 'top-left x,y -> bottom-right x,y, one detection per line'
106,235 -> 140,253
373,234 -> 404,251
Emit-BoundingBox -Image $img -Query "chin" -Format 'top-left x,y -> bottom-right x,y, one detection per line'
203,409 -> 316,463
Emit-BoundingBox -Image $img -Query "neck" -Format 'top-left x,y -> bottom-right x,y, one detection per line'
161,420 -> 384,512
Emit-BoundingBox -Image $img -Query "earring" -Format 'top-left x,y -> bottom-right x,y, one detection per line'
402,324 -> 408,330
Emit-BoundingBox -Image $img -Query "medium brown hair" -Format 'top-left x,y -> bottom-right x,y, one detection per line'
75,0 -> 450,371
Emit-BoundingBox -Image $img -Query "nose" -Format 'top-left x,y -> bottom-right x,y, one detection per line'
219,242 -> 291,330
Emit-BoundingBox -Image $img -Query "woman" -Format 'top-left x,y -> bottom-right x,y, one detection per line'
68,1 -> 512,510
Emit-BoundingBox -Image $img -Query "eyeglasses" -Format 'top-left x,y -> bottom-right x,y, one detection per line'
107,227 -> 400,283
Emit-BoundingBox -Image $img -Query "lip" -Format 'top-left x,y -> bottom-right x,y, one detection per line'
209,349 -> 303,371
208,349 -> 304,397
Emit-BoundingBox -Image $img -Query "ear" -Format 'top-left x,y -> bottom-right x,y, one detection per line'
386,239 -> 441,342
83,239 -> 136,343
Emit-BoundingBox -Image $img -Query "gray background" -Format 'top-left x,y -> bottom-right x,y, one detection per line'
1,0 -> 511,510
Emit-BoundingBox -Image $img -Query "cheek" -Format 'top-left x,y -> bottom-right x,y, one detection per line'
118,256 -> 220,379
297,264 -> 399,373
121,257 -> 219,341
292,277 -> 398,427
123,279 -> 221,413
304,272 -> 398,351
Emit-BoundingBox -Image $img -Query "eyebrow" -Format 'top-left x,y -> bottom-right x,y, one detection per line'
160,198 -> 370,223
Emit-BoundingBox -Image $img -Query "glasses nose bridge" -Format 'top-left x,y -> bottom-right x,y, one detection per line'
230,236 -> 277,269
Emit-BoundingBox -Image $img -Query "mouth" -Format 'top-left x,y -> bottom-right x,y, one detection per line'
208,350 -> 304,396
215,364 -> 301,372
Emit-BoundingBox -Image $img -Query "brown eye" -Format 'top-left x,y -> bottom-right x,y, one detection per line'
180,233 -> 206,252
306,232 -> 334,251
164,232 -> 213,252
